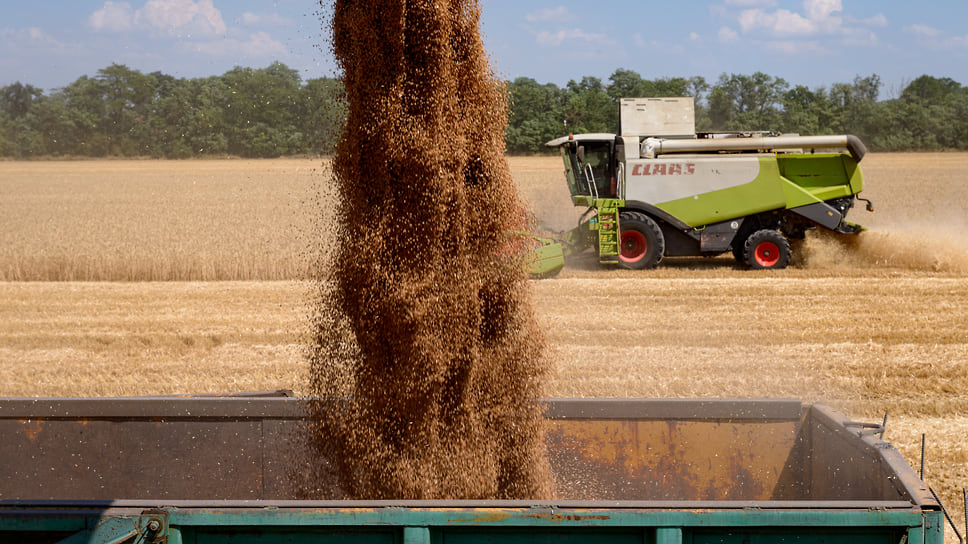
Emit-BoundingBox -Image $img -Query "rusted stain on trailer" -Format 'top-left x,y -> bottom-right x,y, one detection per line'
448,511 -> 514,523
19,419 -> 44,441
522,513 -> 611,522
545,418 -> 797,501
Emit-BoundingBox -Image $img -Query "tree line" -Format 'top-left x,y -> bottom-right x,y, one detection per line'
0,62 -> 344,159
2,61 -> 967,158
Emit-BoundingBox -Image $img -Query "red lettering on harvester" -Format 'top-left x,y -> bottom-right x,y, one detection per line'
631,163 -> 697,176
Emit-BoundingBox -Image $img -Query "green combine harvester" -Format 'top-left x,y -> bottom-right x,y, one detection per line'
538,97 -> 873,272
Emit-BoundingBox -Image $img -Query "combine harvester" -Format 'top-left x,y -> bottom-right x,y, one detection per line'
0,393 -> 951,543
544,97 -> 874,270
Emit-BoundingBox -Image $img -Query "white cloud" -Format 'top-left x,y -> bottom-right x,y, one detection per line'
718,26 -> 740,43
950,35 -> 968,48
689,32 -> 700,41
89,2 -> 135,32
804,0 -> 842,26
190,31 -> 286,57
0,25 -> 73,76
739,8 -> 815,35
28,28 -> 48,41
905,24 -> 943,38
841,29 -> 879,47
849,13 -> 887,28
240,12 -> 291,27
725,0 -> 777,6
766,39 -> 829,55
903,25 -> 968,50
525,6 -> 574,23
535,28 -> 612,47
2,26 -> 64,49
137,0 -> 226,36
631,33 -> 684,55
89,0 -> 226,36
733,0 -> 853,36
724,0 -> 890,52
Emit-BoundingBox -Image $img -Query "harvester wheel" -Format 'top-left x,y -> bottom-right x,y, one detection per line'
743,229 -> 791,270
619,211 -> 664,270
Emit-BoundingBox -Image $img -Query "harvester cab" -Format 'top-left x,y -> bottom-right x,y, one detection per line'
572,136 -> 617,199
547,97 -> 873,270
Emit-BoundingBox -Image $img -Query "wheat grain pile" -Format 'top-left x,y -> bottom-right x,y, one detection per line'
305,0 -> 550,499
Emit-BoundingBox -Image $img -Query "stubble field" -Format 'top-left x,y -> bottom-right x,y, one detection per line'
1,153 -> 967,526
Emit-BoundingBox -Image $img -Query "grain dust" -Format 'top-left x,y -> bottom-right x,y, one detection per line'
305,0 -> 551,499
799,227 -> 968,273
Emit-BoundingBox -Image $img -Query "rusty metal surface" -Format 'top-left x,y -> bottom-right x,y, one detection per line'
806,404 -> 936,507
0,397 -> 935,507
543,398 -> 804,420
0,498 -> 921,509
0,397 -> 800,420
0,396 -> 304,419
546,418 -> 800,500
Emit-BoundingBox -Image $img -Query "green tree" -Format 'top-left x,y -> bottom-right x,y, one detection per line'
709,72 -> 788,131
901,75 -> 962,104
3,65 -> 967,157
824,74 -> 883,144
149,76 -> 229,158
27,94 -> 82,156
221,62 -> 303,157
0,111 -> 7,155
946,90 -> 968,149
296,77 -> 346,155
0,82 -> 46,157
605,69 -> 646,101
0,82 -> 43,118
605,69 -> 692,101
95,64 -> 156,155
506,77 -> 564,153
563,76 -> 614,134
58,76 -> 110,155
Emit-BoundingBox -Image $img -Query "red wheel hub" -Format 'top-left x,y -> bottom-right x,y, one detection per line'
620,230 -> 647,263
754,241 -> 781,268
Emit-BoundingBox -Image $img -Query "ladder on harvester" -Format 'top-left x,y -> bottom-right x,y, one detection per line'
596,202 -> 620,264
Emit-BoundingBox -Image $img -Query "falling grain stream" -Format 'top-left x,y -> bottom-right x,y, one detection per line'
305,0 -> 551,499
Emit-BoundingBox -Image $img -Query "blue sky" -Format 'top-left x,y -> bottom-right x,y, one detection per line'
2,1 -> 967,98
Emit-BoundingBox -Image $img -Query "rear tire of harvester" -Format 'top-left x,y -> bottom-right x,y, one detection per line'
743,229 -> 791,270
619,211 -> 664,270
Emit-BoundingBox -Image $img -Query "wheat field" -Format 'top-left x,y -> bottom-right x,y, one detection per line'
1,153 -> 967,529
0,159 -> 326,281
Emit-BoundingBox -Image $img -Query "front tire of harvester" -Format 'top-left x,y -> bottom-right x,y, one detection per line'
743,229 -> 791,270
619,212 -> 664,270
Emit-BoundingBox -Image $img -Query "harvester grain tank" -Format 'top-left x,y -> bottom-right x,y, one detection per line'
546,97 -> 874,270
0,394 -> 947,543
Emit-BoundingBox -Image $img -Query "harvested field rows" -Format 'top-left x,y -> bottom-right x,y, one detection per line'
1,154 -> 967,529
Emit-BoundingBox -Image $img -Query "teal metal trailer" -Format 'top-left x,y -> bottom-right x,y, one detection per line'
0,396 -> 944,544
